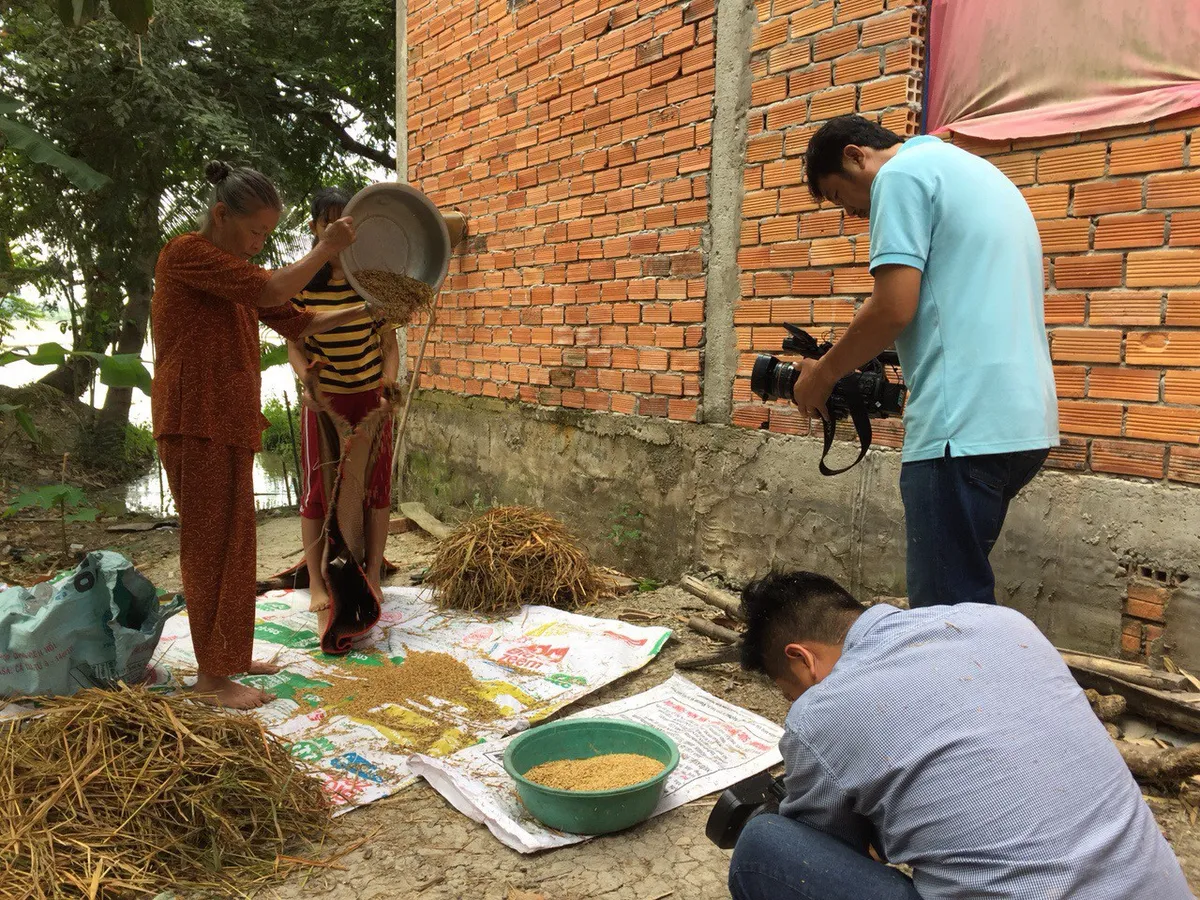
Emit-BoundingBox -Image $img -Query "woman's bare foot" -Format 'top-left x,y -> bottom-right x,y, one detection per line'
191,674 -> 274,710
246,659 -> 282,676
315,606 -> 332,636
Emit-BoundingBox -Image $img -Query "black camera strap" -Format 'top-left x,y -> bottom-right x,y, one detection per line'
818,393 -> 873,476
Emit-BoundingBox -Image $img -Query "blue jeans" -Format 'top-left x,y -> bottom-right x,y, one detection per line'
729,815 -> 921,900
899,448 -> 1049,608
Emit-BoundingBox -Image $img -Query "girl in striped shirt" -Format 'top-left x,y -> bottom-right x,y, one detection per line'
288,187 -> 400,623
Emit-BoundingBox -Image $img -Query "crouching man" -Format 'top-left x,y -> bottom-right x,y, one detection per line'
729,572 -> 1193,900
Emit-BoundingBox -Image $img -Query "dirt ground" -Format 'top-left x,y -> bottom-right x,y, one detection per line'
4,511 -> 1199,899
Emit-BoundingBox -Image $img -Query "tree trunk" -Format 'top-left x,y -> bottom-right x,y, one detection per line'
38,244 -> 124,399
91,193 -> 161,463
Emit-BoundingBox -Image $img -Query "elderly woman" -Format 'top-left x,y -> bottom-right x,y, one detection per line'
151,161 -> 372,709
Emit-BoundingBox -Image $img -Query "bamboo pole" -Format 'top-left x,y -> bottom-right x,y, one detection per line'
392,301 -> 438,511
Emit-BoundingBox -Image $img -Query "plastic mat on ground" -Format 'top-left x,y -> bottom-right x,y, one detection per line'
150,586 -> 671,812
409,674 -> 784,853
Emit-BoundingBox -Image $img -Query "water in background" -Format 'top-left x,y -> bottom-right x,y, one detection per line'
3,316 -> 302,516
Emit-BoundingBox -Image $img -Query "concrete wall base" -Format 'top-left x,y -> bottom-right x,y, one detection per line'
404,392 -> 1200,661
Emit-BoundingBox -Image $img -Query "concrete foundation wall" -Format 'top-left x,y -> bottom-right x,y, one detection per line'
405,392 -> 1200,663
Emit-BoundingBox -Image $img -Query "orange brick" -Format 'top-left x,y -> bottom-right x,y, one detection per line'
1088,367 -> 1160,402
859,75 -> 910,112
1154,107 -> 1200,129
1147,171 -> 1200,208
1126,406 -> 1200,443
732,405 -> 770,428
861,9 -> 912,46
1072,179 -> 1143,216
790,2 -> 835,37
809,85 -> 856,120
1057,399 -> 1124,436
766,98 -> 809,130
1092,440 -> 1166,480
835,51 -> 882,84
1164,371 -> 1200,405
1166,291 -> 1200,325
992,153 -> 1036,186
1049,328 -> 1122,363
810,237 -> 854,265
747,133 -> 784,163
1169,445 -> 1200,484
1037,143 -> 1107,183
814,24 -> 859,62
1127,581 -> 1170,623
799,208 -> 843,238
1044,293 -> 1086,324
1037,219 -> 1091,254
751,18 -> 788,51
879,106 -> 917,137
1054,254 -> 1123,289
1109,134 -> 1185,175
1125,331 -> 1200,366
883,42 -> 913,73
1053,365 -> 1086,397
837,0 -> 884,20
752,75 -> 788,107
768,43 -> 813,74
1022,184 -> 1070,220
1088,290 -> 1162,325
1093,213 -> 1165,250
789,62 -> 833,95
1127,250 -> 1200,287
1169,211 -> 1200,247
830,266 -> 871,293
760,215 -> 799,243
1046,436 -> 1088,471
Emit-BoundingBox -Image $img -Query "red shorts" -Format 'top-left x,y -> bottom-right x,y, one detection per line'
299,388 -> 393,520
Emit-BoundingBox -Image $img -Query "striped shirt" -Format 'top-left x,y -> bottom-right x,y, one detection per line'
780,603 -> 1192,900
292,275 -> 384,394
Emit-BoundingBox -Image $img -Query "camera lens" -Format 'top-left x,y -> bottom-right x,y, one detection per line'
750,355 -> 778,401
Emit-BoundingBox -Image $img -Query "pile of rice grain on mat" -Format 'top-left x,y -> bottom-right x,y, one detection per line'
0,684 -> 332,898
425,505 -> 609,614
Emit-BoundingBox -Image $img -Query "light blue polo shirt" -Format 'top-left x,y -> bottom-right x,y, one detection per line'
869,136 -> 1059,462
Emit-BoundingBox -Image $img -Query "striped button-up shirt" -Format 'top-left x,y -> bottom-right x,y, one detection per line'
780,603 -> 1193,899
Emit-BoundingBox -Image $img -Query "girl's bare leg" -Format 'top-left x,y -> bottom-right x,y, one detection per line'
302,514 -> 331,633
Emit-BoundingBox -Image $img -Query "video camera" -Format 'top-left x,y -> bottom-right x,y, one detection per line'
749,323 -> 907,475
705,771 -> 788,849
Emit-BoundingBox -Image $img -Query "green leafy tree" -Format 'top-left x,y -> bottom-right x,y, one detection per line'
0,0 -> 394,460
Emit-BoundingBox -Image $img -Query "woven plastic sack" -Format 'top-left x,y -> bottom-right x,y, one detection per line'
0,550 -> 184,697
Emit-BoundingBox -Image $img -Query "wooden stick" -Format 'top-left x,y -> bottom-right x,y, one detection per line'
392,300 -> 438,509
1060,649 -> 1190,692
680,575 -> 744,621
687,616 -> 740,644
1070,669 -> 1200,736
675,646 -> 741,670
399,501 -> 452,540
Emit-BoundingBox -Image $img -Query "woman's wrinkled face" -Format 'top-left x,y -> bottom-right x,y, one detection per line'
211,202 -> 280,260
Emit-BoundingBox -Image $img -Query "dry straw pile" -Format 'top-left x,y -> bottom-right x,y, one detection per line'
426,506 -> 608,614
1,684 -> 332,898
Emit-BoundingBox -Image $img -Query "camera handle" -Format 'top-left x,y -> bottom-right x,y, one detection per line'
818,389 -> 873,476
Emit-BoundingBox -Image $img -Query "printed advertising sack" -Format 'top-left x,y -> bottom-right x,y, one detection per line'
0,551 -> 184,697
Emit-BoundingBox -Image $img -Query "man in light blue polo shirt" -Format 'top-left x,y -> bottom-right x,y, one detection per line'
791,115 -> 1058,608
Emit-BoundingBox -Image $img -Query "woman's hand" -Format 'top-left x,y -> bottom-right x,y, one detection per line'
319,216 -> 357,255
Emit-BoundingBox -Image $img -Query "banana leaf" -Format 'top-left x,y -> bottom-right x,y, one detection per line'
0,97 -> 110,192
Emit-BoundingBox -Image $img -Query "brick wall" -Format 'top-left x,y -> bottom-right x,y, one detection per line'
406,0 -> 716,422
407,0 -> 1200,485
953,118 -> 1200,484
732,0 -> 922,446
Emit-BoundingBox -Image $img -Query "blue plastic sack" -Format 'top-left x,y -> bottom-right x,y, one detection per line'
0,550 -> 184,697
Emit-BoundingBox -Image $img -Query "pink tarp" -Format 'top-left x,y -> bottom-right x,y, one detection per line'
926,0 -> 1200,140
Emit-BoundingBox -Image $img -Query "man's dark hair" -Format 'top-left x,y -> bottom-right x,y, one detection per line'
804,115 -> 904,202
739,572 -> 866,675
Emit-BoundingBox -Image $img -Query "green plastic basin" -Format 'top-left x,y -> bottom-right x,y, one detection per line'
503,718 -> 680,835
